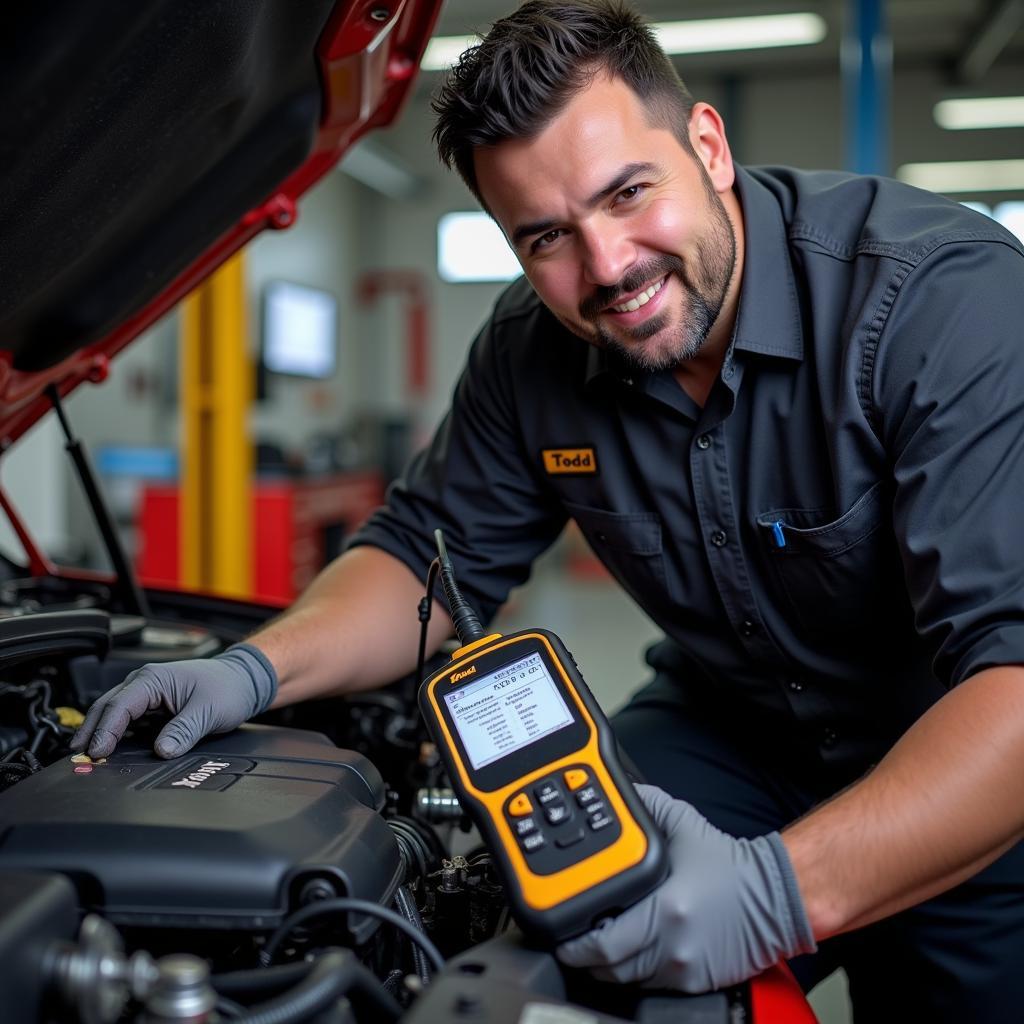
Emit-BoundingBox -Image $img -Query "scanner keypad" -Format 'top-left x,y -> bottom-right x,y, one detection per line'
505,765 -> 622,875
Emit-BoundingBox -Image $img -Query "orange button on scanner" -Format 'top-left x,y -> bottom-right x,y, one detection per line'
564,768 -> 589,791
509,792 -> 533,816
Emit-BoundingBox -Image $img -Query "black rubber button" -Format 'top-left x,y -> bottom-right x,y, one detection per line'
514,816 -> 537,837
535,782 -> 561,805
545,803 -> 570,826
521,832 -> 546,852
575,786 -> 598,806
555,827 -> 587,849
589,812 -> 614,831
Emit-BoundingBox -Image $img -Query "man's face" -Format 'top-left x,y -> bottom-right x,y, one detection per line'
475,75 -> 737,373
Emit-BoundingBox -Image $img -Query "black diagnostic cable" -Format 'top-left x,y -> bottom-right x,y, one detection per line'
258,897 -> 445,974
433,529 -> 485,646
416,557 -> 441,686
416,528 -> 487,682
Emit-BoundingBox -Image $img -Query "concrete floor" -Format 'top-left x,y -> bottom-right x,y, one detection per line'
491,538 -> 853,1024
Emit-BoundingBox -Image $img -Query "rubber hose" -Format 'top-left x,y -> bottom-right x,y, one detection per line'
230,950 -> 401,1024
213,962 -> 311,997
393,885 -> 431,986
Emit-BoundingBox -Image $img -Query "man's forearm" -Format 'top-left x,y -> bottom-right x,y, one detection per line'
782,664 -> 1024,939
250,546 -> 455,707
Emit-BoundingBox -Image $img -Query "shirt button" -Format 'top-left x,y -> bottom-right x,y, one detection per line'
822,728 -> 839,749
710,530 -> 727,547
739,620 -> 756,637
696,434 -> 711,450
787,679 -> 804,692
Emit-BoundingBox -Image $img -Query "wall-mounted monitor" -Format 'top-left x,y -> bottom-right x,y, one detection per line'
261,280 -> 338,379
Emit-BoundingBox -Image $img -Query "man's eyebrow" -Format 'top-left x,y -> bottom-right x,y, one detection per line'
584,161 -> 659,206
511,217 -> 559,249
510,162 -> 661,249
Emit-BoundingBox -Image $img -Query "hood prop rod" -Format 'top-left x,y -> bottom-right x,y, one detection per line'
46,384 -> 150,618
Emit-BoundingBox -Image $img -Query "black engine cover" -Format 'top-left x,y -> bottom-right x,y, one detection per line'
0,725 -> 402,931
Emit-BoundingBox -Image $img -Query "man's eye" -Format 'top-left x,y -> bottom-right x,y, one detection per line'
532,229 -> 563,252
617,185 -> 643,203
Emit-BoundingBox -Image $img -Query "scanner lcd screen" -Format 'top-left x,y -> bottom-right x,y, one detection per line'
443,652 -> 574,770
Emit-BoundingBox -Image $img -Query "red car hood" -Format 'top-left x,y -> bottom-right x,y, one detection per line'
0,0 -> 441,445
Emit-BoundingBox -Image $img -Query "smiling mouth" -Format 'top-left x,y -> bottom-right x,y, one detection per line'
607,276 -> 667,314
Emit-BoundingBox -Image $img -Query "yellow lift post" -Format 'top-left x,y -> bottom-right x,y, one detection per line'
179,252 -> 253,599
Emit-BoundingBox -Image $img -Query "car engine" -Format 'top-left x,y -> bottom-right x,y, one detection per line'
0,595 -> 762,1024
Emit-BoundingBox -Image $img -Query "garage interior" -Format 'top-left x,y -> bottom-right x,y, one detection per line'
1,3 -> 1022,1023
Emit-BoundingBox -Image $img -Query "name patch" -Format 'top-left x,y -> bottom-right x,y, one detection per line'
541,447 -> 598,475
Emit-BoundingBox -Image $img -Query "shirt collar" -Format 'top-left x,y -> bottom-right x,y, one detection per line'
730,165 -> 804,363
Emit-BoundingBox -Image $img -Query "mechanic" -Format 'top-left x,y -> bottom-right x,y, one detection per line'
73,1 -> 1024,1019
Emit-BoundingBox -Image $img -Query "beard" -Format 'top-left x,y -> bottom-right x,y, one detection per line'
572,174 -> 737,374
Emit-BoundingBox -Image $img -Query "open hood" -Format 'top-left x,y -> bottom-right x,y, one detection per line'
0,0 -> 442,447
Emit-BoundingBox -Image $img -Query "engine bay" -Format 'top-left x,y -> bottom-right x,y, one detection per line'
0,582 -> 762,1024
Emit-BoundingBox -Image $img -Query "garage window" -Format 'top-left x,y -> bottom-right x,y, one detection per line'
438,212 -> 521,283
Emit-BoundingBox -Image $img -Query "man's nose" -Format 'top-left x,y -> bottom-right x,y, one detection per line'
580,227 -> 635,288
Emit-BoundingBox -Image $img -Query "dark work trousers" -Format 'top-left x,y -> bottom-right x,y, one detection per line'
611,669 -> 1024,1023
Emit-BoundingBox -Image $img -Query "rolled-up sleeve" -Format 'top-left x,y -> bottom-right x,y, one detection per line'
874,237 -> 1024,686
347,305 -> 567,625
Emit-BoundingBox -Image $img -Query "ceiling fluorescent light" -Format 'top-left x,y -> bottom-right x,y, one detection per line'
653,13 -> 826,54
421,35 -> 477,71
421,13 -> 826,70
934,96 -> 1024,130
897,159 -> 1024,193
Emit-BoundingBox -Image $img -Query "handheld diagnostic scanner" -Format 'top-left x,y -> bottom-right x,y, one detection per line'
417,531 -> 667,944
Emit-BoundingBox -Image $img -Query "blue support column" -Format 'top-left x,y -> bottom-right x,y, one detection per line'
842,0 -> 892,175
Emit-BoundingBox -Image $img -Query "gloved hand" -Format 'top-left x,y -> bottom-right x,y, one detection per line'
70,643 -> 278,760
556,784 -> 816,993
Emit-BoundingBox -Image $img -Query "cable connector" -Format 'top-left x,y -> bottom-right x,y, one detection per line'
434,530 -> 485,647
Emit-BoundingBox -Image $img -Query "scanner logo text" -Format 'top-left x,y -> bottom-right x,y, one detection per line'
451,666 -> 477,683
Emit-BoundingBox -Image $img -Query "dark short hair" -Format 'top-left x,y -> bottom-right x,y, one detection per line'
432,0 -> 696,206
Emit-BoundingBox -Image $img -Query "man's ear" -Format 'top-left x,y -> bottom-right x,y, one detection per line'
687,102 -> 735,193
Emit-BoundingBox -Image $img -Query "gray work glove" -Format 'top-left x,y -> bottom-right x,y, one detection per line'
70,643 -> 278,760
556,784 -> 816,993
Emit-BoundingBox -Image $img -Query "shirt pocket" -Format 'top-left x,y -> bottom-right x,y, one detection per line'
563,501 -> 670,603
755,481 -> 898,636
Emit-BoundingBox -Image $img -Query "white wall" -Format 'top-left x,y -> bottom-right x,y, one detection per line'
247,171 -> 370,450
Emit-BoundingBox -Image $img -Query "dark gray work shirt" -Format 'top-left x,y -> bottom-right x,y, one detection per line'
352,165 -> 1024,777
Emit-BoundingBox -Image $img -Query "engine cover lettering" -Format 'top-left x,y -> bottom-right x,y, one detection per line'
169,760 -> 232,789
